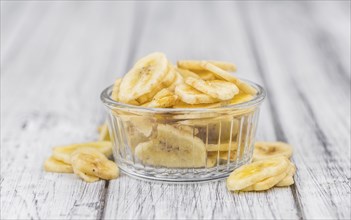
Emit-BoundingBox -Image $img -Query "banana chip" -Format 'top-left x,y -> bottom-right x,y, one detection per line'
44,156 -> 73,173
53,141 -> 112,164
200,62 -> 256,95
135,124 -> 206,168
143,88 -> 178,108
74,169 -> 100,182
253,141 -> 293,161
177,60 -> 236,72
119,52 -> 168,103
175,83 -> 218,104
185,77 -> 239,101
98,123 -> 110,141
111,78 -> 122,101
71,148 -> 119,180
226,156 -> 289,191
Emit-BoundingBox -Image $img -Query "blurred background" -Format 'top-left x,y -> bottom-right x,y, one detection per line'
1,1 -> 350,142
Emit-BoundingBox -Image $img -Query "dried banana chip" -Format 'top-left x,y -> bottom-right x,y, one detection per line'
71,148 -> 119,180
185,77 -> 239,101
177,60 -> 236,72
206,142 -> 238,152
74,169 -> 100,183
253,141 -> 293,161
119,52 -> 168,103
53,141 -> 112,164
143,88 -> 178,108
226,156 -> 290,191
175,83 -> 218,104
111,78 -> 122,101
44,156 -> 73,173
200,62 -> 256,95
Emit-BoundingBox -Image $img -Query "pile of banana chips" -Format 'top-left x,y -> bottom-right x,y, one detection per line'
44,52 -> 295,192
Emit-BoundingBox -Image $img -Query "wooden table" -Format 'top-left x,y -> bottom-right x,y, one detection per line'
1,1 -> 350,219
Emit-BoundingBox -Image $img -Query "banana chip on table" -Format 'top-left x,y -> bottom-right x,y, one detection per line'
52,141 -> 112,164
44,156 -> 73,173
71,148 -> 119,180
98,123 -> 110,141
226,156 -> 290,191
276,162 -> 296,187
253,141 -> 293,161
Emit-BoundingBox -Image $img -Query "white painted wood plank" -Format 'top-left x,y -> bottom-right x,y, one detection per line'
1,2 -> 135,219
103,2 -> 299,219
239,1 -> 350,219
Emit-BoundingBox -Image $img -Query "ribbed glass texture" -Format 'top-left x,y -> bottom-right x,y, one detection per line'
101,80 -> 265,182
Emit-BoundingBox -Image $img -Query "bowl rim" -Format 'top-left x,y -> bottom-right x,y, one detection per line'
100,78 -> 266,113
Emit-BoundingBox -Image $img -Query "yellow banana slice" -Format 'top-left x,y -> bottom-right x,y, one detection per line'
185,77 -> 239,100
53,141 -> 112,164
276,162 -> 296,187
253,141 -> 293,161
136,64 -> 176,104
118,52 -> 168,103
71,148 -> 119,180
177,60 -> 237,72
44,156 -> 73,173
177,68 -> 200,79
98,123 -> 110,141
175,83 -> 218,104
200,62 -> 256,95
111,78 -> 122,101
243,169 -> 288,191
167,71 -> 184,92
208,151 -> 237,162
206,142 -> 238,151
74,169 -> 100,182
135,124 -> 206,168
196,71 -> 216,80
228,93 -> 254,105
142,88 -> 178,108
172,124 -> 199,135
125,116 -> 154,137
226,156 -> 290,191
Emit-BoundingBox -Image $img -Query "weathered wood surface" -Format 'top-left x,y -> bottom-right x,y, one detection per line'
1,1 -> 350,219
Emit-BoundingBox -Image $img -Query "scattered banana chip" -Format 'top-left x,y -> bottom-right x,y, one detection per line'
226,156 -> 289,191
53,141 -> 112,164
175,83 -> 218,104
118,52 -> 168,103
276,162 -> 296,187
185,77 -> 239,101
44,156 -> 73,173
71,148 -> 119,180
244,170 -> 288,191
253,141 -> 293,161
177,60 -> 236,72
74,169 -> 100,183
98,123 -> 110,141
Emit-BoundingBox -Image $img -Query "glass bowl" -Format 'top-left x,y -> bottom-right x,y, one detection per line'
100,79 -> 265,182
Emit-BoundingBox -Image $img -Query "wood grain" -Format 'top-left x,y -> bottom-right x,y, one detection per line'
1,1 -> 350,219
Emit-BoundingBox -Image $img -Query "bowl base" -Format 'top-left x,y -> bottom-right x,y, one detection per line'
117,157 -> 251,183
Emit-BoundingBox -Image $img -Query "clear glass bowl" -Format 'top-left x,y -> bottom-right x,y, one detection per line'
101,79 -> 265,182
